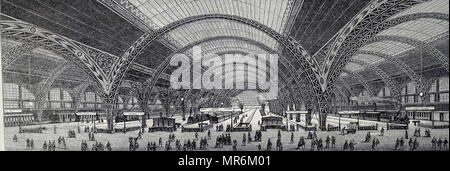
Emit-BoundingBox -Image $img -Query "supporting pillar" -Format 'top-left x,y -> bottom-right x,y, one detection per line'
66,81 -> 91,121
25,63 -> 70,122
130,82 -> 151,128
317,91 -> 332,131
34,90 -> 48,122
104,102 -> 116,133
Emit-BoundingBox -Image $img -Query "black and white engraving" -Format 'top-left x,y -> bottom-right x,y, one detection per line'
0,0 -> 448,152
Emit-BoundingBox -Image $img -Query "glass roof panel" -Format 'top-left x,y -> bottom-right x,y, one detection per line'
378,19 -> 449,42
129,0 -> 293,33
167,19 -> 279,50
196,45 -> 265,56
352,54 -> 385,65
345,62 -> 363,72
389,0 -> 449,19
198,40 -> 268,53
359,40 -> 415,57
185,39 -> 268,56
127,0 -> 295,50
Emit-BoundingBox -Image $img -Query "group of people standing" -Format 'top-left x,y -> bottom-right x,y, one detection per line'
215,133 -> 232,148
431,137 -> 448,151
395,137 -> 419,151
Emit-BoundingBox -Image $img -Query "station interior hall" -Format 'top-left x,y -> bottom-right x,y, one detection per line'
1,0 -> 449,151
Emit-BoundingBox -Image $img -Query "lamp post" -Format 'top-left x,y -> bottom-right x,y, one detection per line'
93,113 -> 96,133
181,97 -> 185,121
123,115 -> 127,134
76,112 -> 80,133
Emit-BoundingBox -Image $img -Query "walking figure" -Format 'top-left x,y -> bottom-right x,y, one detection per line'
13,135 -> 18,142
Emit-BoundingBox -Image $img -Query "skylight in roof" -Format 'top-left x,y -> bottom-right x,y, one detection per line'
126,0 -> 295,50
345,62 -> 363,72
389,0 -> 449,19
359,40 -> 415,57
378,18 -> 449,42
352,54 -> 385,65
129,0 -> 293,33
167,19 -> 280,51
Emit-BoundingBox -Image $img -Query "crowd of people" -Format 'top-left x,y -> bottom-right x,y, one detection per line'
68,130 -> 76,138
43,140 -> 57,151
215,124 -> 224,131
57,136 -> 67,149
215,133 -> 232,148
343,139 -> 356,151
306,131 -> 317,139
128,137 -> 139,151
88,132 -> 96,141
80,140 -> 111,151
254,130 -> 262,142
26,138 -> 34,150
431,137 -> 448,151
10,114 -> 450,151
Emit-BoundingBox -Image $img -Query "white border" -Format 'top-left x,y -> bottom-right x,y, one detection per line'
0,24 -> 5,151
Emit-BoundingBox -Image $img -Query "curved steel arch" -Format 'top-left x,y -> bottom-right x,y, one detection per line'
356,50 -> 425,92
385,12 -> 449,25
343,70 -> 377,97
334,86 -> 349,100
349,58 -> 401,100
31,62 -> 71,121
183,49 -> 305,103
333,87 -> 349,109
181,60 -> 299,107
318,0 -> 428,112
201,64 -> 305,107
180,55 -> 303,108
364,35 -> 449,71
206,64 -> 307,109
319,0 -> 425,89
108,14 -> 321,108
1,18 -> 109,93
337,79 -> 357,97
1,41 -> 39,69
136,35 -> 314,106
209,78 -> 305,108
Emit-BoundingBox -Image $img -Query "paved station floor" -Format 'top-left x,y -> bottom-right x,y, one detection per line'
4,109 -> 449,151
